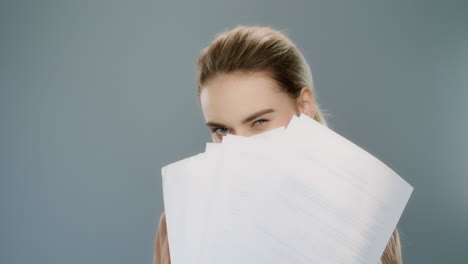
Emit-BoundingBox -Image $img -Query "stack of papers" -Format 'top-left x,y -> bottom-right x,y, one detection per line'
161,114 -> 413,264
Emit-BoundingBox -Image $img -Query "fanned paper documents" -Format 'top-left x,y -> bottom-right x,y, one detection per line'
161,114 -> 413,264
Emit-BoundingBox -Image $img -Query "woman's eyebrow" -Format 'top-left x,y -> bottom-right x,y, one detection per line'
241,108 -> 275,124
205,108 -> 275,128
205,121 -> 225,127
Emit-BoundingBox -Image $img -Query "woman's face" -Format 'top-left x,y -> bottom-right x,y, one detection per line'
199,71 -> 315,143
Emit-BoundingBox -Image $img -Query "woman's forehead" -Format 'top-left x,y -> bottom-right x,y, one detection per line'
199,72 -> 295,125
200,72 -> 284,106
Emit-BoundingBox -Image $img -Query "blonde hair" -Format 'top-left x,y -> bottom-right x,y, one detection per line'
196,25 -> 403,264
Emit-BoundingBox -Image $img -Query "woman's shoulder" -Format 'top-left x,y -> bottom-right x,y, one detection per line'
153,211 -> 171,264
157,212 -> 167,234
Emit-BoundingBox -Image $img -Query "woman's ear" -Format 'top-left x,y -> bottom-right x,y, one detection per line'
296,86 -> 316,118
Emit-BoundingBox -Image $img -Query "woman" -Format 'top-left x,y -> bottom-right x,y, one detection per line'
153,25 -> 403,264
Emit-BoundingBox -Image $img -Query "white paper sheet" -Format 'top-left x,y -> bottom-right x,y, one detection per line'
161,114 -> 413,264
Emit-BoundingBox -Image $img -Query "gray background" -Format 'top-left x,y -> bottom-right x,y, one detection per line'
1,0 -> 466,263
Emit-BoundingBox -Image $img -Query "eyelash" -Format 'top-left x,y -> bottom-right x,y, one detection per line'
252,119 -> 268,126
211,127 -> 229,134
211,119 -> 269,135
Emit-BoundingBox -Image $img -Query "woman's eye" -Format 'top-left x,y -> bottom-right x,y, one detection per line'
252,119 -> 268,127
212,127 -> 229,135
